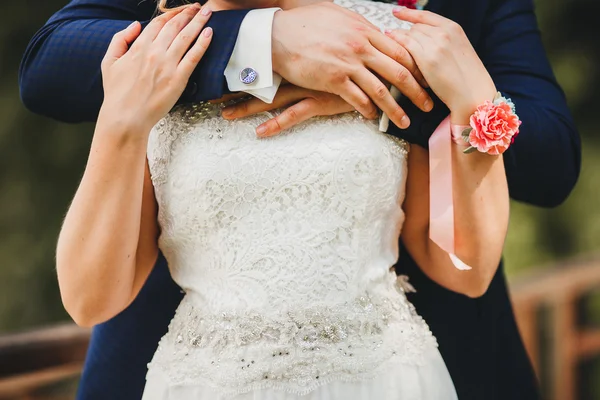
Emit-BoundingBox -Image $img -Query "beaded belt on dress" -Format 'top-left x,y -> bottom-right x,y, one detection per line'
149,292 -> 437,396
171,293 -> 410,352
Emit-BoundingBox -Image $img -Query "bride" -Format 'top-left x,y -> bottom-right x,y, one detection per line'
56,0 -> 516,398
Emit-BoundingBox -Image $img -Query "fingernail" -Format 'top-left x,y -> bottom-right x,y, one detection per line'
424,100 -> 433,112
203,27 -> 213,37
222,108 -> 234,118
128,21 -> 138,29
201,6 -> 212,16
256,125 -> 268,137
393,7 -> 403,13
384,29 -> 393,35
400,115 -> 410,129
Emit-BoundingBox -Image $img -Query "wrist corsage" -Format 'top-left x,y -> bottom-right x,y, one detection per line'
457,92 -> 521,156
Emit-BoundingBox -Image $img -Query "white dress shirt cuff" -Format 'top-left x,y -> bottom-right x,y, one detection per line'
224,8 -> 282,104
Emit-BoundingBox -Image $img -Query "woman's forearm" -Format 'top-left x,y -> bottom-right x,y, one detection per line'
56,122 -> 150,326
403,142 -> 509,298
419,105 -> 510,297
451,144 -> 509,291
402,85 -> 510,297
55,7 -> 214,326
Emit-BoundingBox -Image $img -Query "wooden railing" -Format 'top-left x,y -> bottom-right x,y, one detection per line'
1,257 -> 600,400
0,324 -> 89,399
511,256 -> 600,400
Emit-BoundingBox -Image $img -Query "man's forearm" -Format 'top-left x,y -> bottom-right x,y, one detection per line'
503,98 -> 580,207
20,0 -> 250,123
20,0 -> 156,122
480,0 -> 581,207
20,18 -> 131,122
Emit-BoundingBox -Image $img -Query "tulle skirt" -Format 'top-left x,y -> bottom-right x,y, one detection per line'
141,348 -> 458,400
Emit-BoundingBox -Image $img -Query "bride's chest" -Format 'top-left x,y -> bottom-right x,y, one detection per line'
147,111 -> 409,221
163,115 -> 404,187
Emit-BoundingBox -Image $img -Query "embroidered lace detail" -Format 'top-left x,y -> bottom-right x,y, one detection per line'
334,0 -> 413,32
148,283 -> 436,397
397,275 -> 417,293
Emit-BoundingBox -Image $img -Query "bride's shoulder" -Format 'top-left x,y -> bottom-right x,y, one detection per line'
333,0 -> 413,31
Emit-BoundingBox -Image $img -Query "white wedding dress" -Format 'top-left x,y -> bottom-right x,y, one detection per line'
141,0 -> 459,399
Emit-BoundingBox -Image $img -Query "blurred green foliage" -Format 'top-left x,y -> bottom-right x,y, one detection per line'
0,0 -> 598,335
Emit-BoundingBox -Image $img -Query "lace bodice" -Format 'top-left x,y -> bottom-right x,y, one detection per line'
150,105 -> 410,306
333,0 -> 413,32
145,0 -> 435,397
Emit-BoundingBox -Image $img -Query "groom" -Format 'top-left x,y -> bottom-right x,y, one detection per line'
20,0 -> 580,399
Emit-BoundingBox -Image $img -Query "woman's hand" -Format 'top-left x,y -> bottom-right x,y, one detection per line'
99,4 -> 213,135
386,8 -> 497,124
221,85 -> 375,138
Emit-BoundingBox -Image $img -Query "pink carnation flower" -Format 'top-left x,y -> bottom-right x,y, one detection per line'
468,101 -> 521,155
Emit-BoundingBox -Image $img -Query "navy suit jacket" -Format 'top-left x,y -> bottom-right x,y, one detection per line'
19,0 -> 581,399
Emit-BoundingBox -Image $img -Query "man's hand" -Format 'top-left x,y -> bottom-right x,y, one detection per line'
271,3 -> 432,129
221,84 -> 359,137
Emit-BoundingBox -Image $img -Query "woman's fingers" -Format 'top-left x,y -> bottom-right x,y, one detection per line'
99,4 -> 214,132
222,86 -> 312,119
392,7 -> 448,27
153,5 -> 201,52
168,6 -> 213,59
256,99 -> 319,138
409,23 -> 438,38
405,29 -> 436,50
130,10 -> 182,51
102,21 -> 142,69
385,28 -> 424,59
177,26 -> 213,78
401,28 -> 438,69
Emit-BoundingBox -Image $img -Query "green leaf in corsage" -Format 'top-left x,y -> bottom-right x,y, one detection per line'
460,127 -> 477,153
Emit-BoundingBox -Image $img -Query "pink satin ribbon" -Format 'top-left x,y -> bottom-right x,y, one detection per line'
428,117 -> 472,271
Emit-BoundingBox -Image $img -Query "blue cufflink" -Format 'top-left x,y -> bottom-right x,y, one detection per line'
239,67 -> 258,85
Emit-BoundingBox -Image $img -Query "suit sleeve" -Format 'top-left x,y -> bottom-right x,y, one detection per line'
19,0 -> 249,123
477,0 -> 581,207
